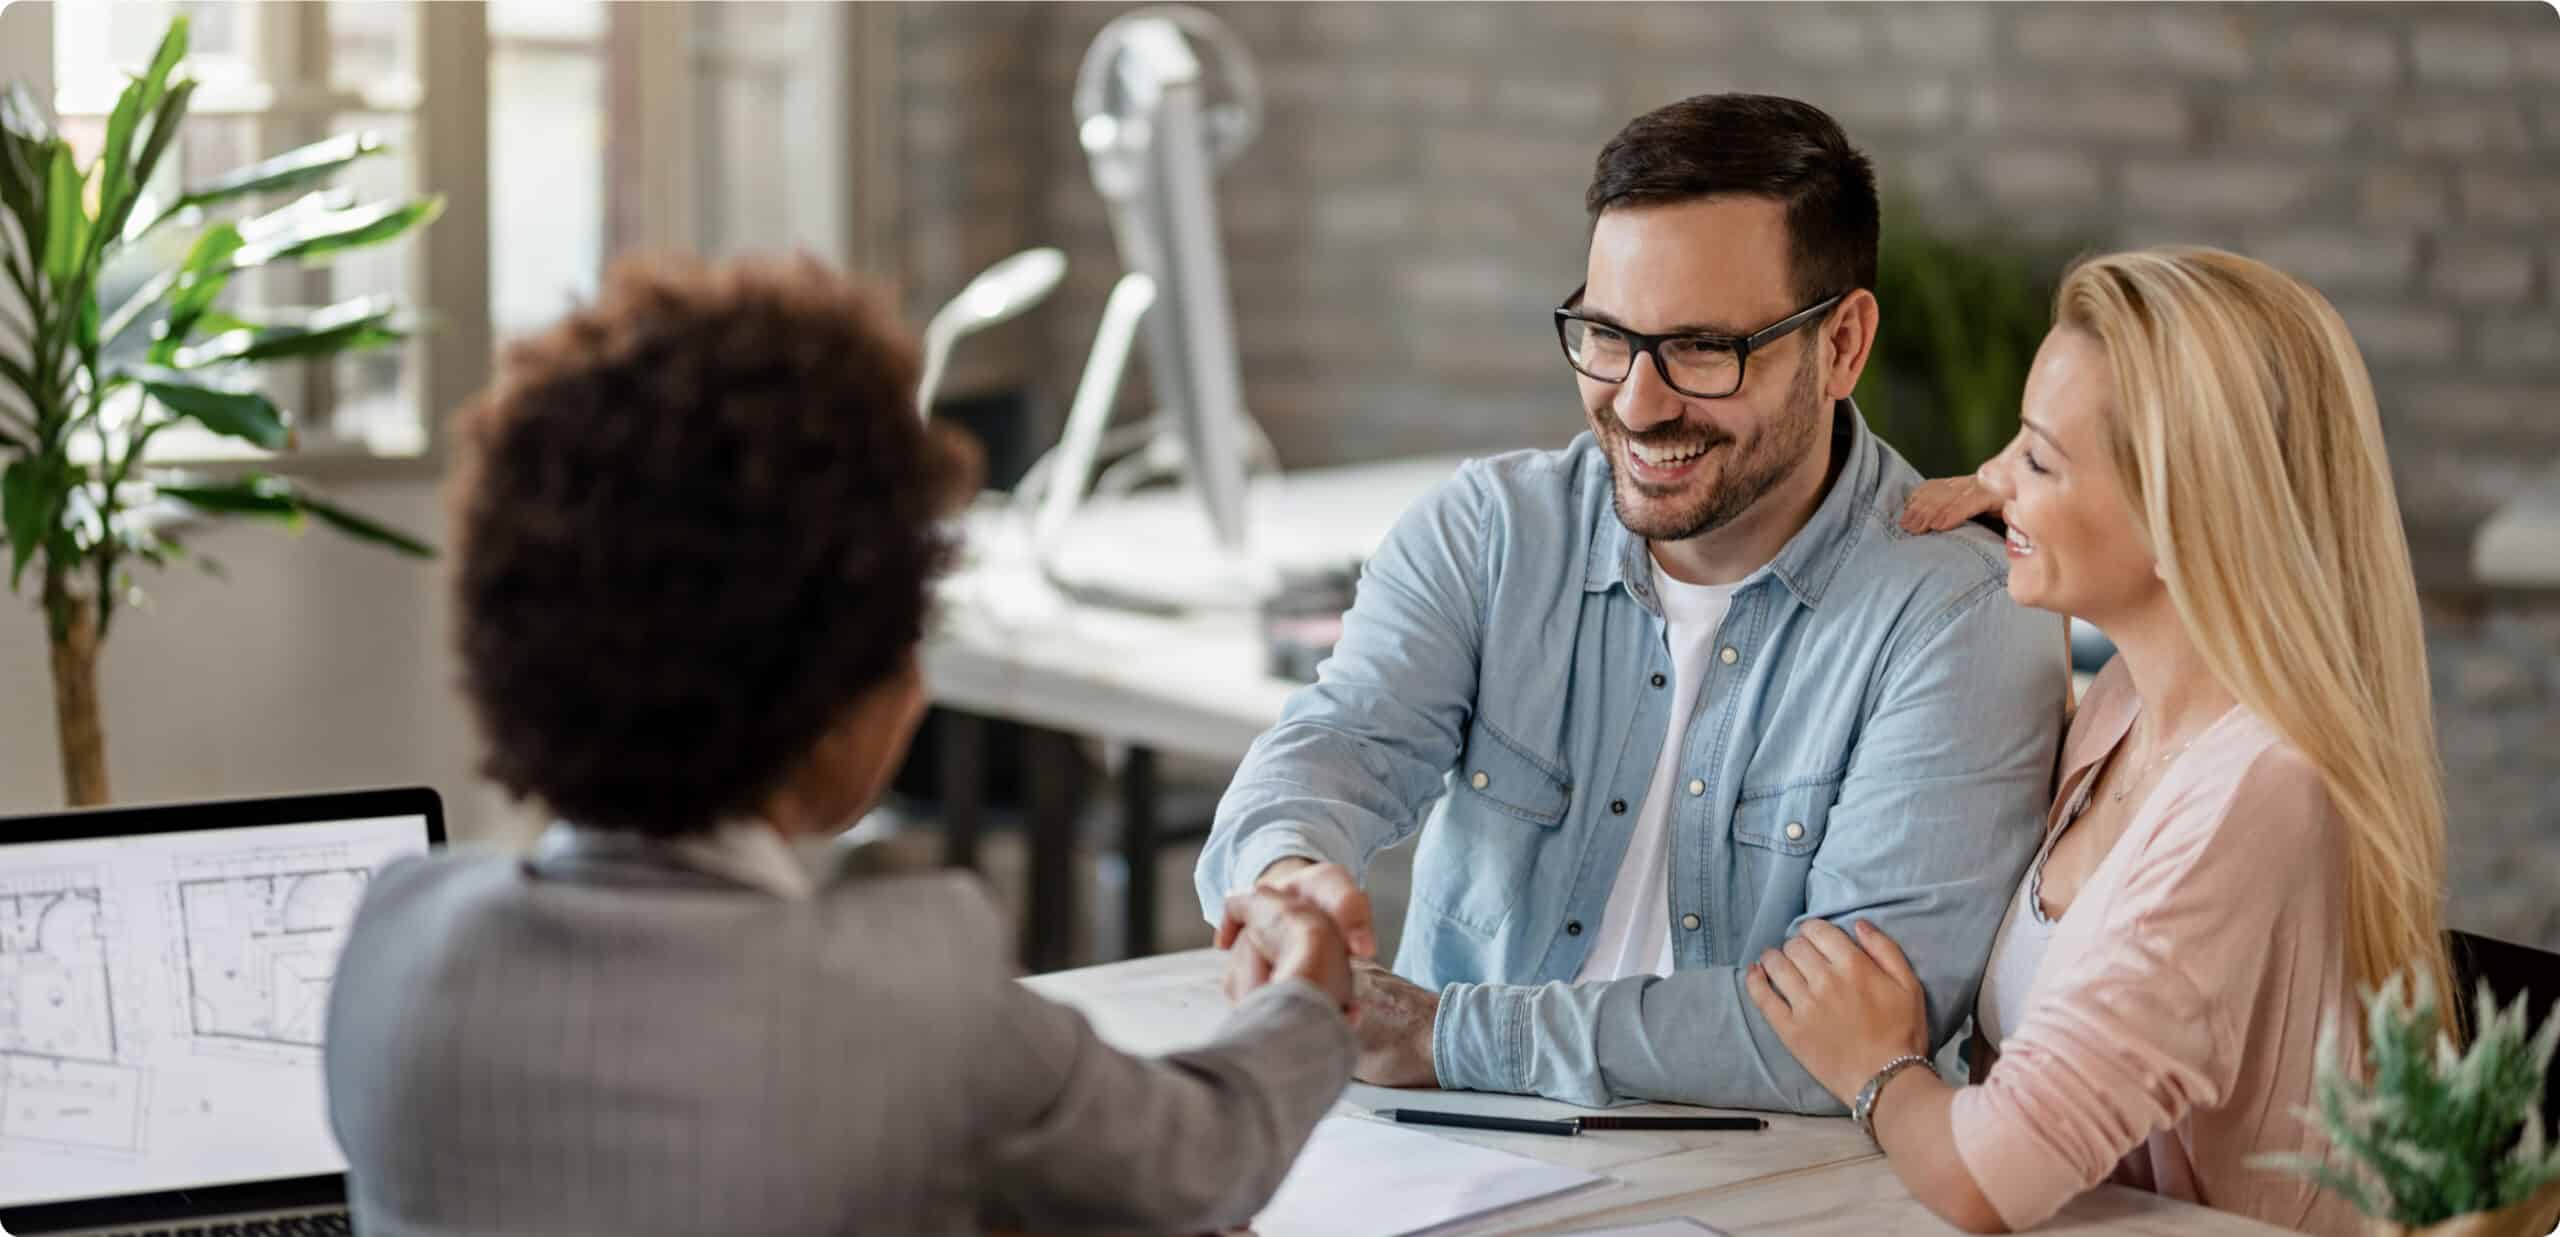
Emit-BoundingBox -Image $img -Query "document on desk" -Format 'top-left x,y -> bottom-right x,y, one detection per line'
1556,1221 -> 1732,1237
1252,1116 -> 1607,1236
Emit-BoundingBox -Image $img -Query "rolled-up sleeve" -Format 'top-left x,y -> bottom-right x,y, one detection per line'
1194,467 -> 1492,915
1951,937 -> 2228,1228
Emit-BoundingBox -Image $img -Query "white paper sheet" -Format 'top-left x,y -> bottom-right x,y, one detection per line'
1557,1220 -> 1732,1237
1250,1116 -> 1607,1237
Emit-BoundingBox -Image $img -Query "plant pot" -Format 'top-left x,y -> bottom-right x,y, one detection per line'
2370,1175 -> 2560,1237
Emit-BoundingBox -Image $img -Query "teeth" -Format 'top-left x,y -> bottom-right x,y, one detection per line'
2006,527 -> 2035,555
1631,441 -> 1706,467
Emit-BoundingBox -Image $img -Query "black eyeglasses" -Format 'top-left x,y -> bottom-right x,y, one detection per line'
1553,286 -> 1845,399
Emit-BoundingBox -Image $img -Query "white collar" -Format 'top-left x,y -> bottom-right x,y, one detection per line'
534,818 -> 817,900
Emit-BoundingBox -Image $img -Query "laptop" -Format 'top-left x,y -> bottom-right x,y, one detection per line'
0,787 -> 443,1236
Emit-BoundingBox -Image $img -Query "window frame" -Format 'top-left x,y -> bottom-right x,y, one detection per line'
12,0 -> 490,481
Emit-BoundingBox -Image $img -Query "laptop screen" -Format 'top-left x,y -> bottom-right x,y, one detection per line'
1,804 -> 434,1211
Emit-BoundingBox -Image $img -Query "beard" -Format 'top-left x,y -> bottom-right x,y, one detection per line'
1593,347 -> 1825,543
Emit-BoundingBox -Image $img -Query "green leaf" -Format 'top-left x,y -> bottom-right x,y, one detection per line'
171,297 -> 408,367
234,187 -> 355,242
142,17 -> 190,108
0,126 -> 44,260
3,456 -> 70,588
229,195 -> 442,269
125,364 -> 289,449
115,78 -> 196,244
0,87 -> 59,281
152,474 -> 299,519
298,492 -> 433,558
153,474 -> 433,559
177,131 -> 392,211
0,348 -> 34,403
95,76 -> 146,254
150,222 -> 245,364
0,83 -> 57,146
41,144 -> 88,287
99,264 -> 179,352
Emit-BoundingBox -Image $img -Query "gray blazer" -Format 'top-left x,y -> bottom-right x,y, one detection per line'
323,826 -> 1355,1236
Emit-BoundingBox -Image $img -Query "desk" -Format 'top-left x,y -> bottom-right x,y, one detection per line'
1024,949 -> 2297,1236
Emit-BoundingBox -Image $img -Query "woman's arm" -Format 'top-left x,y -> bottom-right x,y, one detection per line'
1746,919 -> 2005,1231
1756,747 -> 2337,1231
1870,1069 -> 2006,1233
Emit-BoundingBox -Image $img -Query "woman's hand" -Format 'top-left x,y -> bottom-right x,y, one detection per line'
1218,888 -> 1356,1022
1745,919 -> 1931,1106
1900,475 -> 2000,534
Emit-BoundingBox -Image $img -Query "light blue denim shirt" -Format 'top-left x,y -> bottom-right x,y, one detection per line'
1196,402 -> 2064,1113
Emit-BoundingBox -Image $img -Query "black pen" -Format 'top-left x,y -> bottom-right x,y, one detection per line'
1376,1108 -> 1582,1136
1374,1108 -> 1767,1136
1576,1115 -> 1767,1132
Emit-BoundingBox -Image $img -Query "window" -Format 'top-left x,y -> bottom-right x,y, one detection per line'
488,0 -> 603,341
10,0 -> 885,466
32,0 -> 489,467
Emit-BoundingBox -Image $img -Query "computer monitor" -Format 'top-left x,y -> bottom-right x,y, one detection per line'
0,787 -> 441,1233
1050,5 -> 1279,611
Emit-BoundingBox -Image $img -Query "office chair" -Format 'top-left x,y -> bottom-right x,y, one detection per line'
2450,929 -> 2560,1135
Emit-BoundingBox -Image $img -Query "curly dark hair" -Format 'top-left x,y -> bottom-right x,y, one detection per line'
449,254 -> 964,838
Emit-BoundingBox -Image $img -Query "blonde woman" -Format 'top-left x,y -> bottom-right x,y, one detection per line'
1742,247 -> 2452,1233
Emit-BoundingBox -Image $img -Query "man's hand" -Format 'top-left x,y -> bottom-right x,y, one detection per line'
1218,857 -> 1377,961
1217,888 -> 1355,1020
1744,919 -> 1931,1106
1347,959 -> 1438,1087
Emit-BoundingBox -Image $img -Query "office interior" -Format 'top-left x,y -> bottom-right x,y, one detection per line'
0,0 -> 2552,977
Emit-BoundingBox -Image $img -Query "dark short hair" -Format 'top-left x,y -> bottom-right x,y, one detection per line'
1586,93 -> 1880,305
449,254 -> 964,838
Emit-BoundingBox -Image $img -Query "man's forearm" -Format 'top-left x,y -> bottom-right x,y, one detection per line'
1433,970 -> 1842,1112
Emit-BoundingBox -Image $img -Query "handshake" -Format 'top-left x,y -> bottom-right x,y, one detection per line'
1213,859 -> 1378,1026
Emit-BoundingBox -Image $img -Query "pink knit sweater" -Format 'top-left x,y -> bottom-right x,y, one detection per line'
1950,660 -> 2364,1234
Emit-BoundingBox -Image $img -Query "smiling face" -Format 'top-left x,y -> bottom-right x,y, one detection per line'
1576,196 -> 1833,544
1977,328 -> 2163,622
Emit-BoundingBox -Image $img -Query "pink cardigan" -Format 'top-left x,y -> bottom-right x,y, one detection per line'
1949,660 -> 2362,1234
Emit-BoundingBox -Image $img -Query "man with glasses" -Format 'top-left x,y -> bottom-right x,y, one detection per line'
1194,94 -> 2064,1114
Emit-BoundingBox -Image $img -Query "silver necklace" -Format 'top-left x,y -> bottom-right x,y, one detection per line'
2108,703 -> 2242,803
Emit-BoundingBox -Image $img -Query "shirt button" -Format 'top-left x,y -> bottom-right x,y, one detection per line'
1471,771 -> 1490,790
1687,778 -> 1705,797
1566,919 -> 1584,936
1681,913 -> 1702,931
1719,647 -> 1739,665
1650,672 -> 1667,688
1784,821 -> 1806,841
1609,799 -> 1628,815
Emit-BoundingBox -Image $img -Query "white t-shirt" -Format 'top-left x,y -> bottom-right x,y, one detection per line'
1574,559 -> 1741,982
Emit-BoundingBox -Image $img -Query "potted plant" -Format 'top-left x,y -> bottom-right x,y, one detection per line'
0,16 -> 437,807
2260,974 -> 2560,1236
1852,201 -> 2069,482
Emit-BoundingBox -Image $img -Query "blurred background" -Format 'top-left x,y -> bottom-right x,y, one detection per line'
0,1 -> 2551,958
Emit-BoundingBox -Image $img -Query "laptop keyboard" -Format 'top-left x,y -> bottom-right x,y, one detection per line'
121,1212 -> 352,1236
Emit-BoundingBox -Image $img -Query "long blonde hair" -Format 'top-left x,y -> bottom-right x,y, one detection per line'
2056,246 -> 2454,1032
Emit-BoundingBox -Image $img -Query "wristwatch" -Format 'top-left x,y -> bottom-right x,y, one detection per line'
1851,1053 -> 1933,1139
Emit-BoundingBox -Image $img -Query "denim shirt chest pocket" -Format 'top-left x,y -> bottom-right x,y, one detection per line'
1413,715 -> 1572,940
1726,774 -> 1841,950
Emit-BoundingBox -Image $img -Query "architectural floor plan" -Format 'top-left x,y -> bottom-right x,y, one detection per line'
176,866 -> 370,1052
1,874 -> 147,1154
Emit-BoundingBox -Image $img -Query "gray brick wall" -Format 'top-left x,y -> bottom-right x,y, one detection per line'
891,1 -> 2559,947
